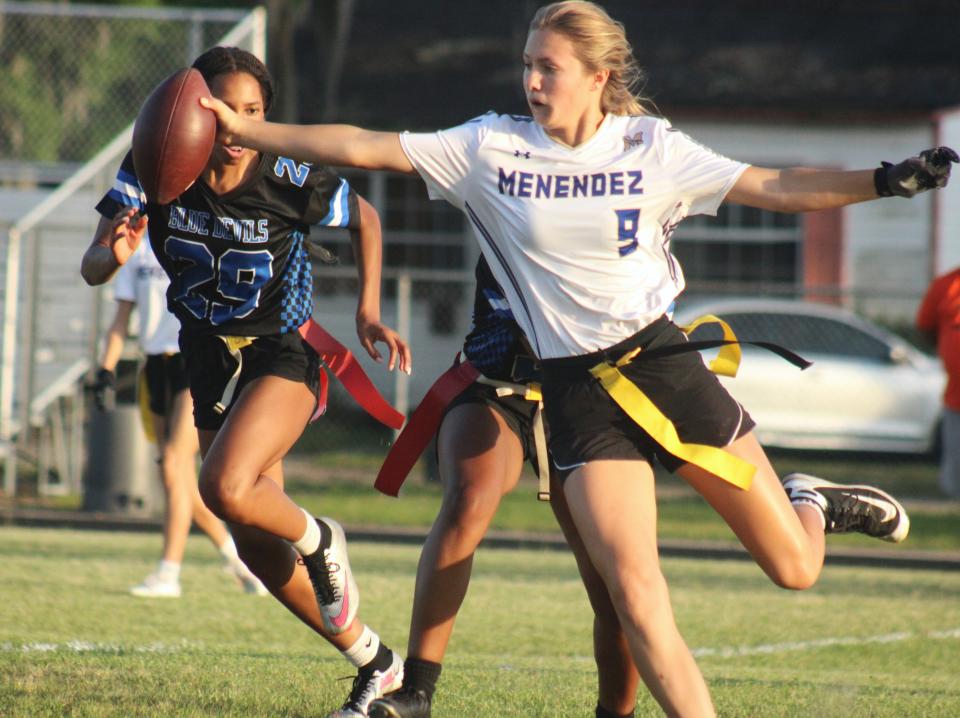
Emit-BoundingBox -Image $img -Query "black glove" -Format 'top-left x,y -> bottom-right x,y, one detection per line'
875,146 -> 959,198
90,367 -> 116,411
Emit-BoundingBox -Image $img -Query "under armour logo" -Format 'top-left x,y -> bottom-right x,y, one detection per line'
622,132 -> 644,151
514,150 -> 531,159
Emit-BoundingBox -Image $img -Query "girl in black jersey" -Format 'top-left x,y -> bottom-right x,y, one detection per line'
82,47 -> 409,718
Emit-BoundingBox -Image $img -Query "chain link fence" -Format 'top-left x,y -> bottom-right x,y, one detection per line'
0,3 -> 267,499
0,3 -> 251,169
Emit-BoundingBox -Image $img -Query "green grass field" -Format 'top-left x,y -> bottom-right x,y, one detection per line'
2,527 -> 959,717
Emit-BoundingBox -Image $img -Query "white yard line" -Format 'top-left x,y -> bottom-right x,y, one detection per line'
1,639 -> 203,654
4,628 -> 959,659
692,628 -> 960,659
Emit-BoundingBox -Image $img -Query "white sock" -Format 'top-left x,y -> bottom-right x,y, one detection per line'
792,499 -> 827,530
156,560 -> 181,582
218,535 -> 239,561
291,507 -> 321,556
341,625 -> 380,669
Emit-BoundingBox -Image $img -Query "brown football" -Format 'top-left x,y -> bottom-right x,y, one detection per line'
132,68 -> 215,205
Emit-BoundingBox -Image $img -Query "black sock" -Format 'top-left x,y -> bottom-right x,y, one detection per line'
596,704 -> 635,718
362,641 -> 395,674
402,658 -> 442,698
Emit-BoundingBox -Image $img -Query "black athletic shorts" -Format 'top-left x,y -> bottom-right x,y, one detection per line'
541,316 -> 754,479
179,331 -> 321,431
445,381 -> 543,476
143,353 -> 190,416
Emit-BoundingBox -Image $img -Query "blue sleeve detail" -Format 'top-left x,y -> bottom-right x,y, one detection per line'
106,188 -> 144,210
317,178 -> 351,227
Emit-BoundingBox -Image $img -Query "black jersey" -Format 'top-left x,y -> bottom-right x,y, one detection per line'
96,151 -> 359,337
461,255 -> 531,381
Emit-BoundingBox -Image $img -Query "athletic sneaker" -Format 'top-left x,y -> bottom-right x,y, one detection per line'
326,651 -> 404,718
129,572 -> 182,598
782,473 -> 910,543
225,559 -> 269,596
301,516 -> 359,635
368,686 -> 433,718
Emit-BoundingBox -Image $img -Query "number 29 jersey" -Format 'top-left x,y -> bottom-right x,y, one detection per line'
96,151 -> 359,338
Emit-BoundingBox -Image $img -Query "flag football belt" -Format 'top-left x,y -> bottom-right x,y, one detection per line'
374,354 -> 553,501
212,318 -> 404,430
587,315 -> 810,492
373,315 -> 810,499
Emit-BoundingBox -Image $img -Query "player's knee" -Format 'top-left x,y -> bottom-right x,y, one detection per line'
443,480 -> 501,529
766,549 -> 820,591
197,467 -> 248,521
607,564 -> 671,622
159,447 -> 191,481
770,563 -> 819,591
197,473 -> 225,517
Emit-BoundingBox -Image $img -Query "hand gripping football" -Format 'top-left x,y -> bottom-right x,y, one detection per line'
132,68 -> 215,204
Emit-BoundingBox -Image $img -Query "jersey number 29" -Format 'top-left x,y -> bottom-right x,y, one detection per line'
165,237 -> 273,325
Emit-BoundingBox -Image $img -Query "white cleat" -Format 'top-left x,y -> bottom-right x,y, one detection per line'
301,517 -> 359,634
130,572 -> 182,598
326,650 -> 404,718
227,559 -> 269,596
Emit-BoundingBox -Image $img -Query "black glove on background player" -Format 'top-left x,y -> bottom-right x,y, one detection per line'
875,146 -> 959,198
90,367 -> 116,411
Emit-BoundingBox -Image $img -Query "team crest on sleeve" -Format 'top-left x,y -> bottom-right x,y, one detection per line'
623,131 -> 644,151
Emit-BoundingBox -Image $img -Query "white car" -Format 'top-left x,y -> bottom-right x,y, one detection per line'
672,298 -> 945,454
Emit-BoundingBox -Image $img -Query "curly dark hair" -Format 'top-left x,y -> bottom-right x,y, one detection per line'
191,46 -> 275,113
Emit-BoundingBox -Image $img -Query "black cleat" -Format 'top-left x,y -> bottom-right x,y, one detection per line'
368,686 -> 433,718
782,473 -> 910,543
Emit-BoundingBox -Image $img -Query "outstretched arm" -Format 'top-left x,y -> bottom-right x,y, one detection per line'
200,97 -> 416,175
728,146 -> 958,213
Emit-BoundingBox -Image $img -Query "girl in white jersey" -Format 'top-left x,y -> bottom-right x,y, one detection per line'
201,3 -> 957,716
92,238 -> 266,598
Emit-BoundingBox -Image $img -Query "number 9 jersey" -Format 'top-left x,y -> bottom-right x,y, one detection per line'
96,151 -> 359,338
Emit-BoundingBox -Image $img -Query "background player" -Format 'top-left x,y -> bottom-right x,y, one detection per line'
199,2 -> 956,714
88,235 -> 266,598
369,256 -> 640,718
916,266 -> 960,498
81,46 -> 410,718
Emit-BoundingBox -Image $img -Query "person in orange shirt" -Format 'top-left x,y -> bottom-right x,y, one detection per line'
917,267 -> 960,498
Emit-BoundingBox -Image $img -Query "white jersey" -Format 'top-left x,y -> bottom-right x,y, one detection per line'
112,237 -> 181,355
400,113 -> 748,359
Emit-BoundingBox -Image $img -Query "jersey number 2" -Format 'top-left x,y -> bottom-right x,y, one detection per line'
165,237 -> 273,325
